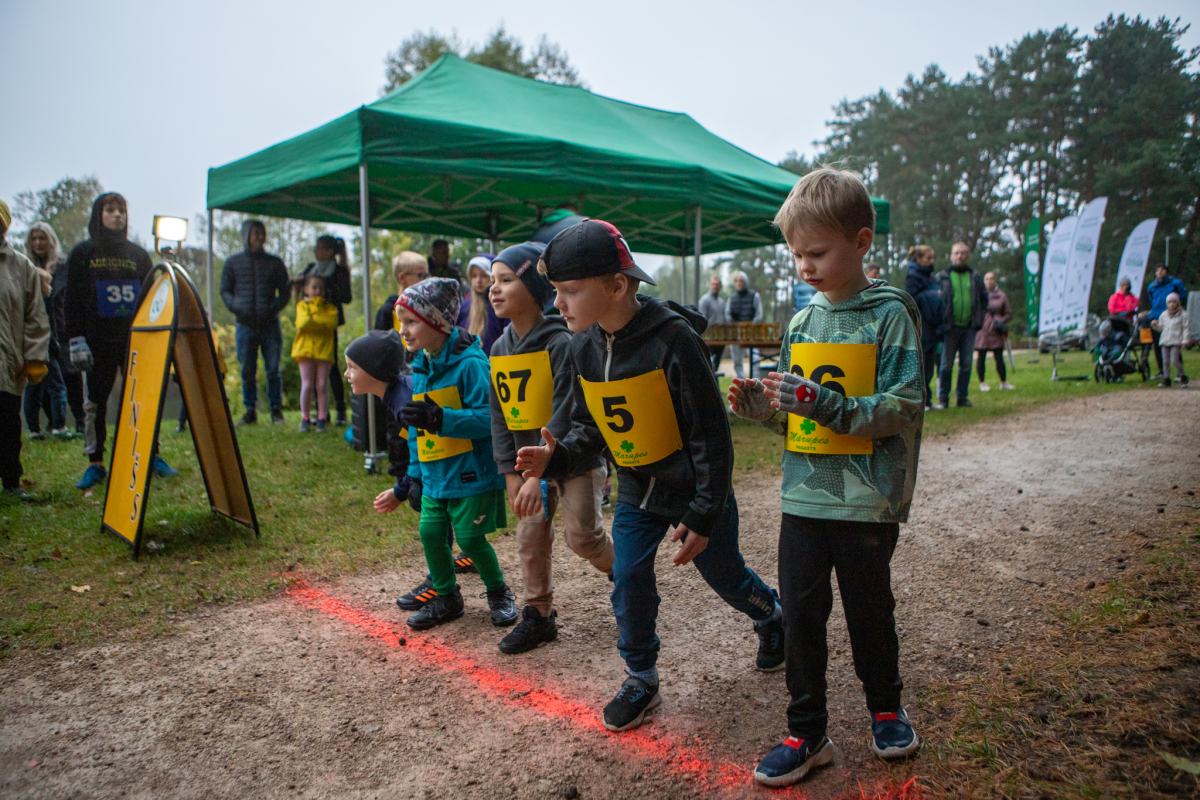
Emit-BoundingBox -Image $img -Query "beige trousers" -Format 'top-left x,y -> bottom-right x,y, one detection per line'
516,466 -> 614,614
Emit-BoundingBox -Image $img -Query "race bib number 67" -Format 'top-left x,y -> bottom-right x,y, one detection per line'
579,370 -> 683,467
785,342 -> 876,455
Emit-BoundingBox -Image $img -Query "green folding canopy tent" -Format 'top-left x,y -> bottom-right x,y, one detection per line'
205,54 -> 889,468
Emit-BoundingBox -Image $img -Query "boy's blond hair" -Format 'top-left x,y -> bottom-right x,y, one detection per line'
537,257 -> 639,295
774,168 -> 875,243
392,250 -> 427,280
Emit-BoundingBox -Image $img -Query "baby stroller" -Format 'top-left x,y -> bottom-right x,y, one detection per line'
1093,316 -> 1151,383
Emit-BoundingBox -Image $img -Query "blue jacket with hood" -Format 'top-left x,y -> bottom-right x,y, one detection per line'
407,326 -> 504,499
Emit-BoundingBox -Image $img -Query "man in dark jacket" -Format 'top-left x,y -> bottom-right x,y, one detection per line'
903,247 -> 945,410
935,242 -> 987,408
220,220 -> 290,424
65,193 -> 176,489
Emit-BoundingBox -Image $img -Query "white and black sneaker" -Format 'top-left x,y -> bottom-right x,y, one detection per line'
602,676 -> 661,732
869,708 -> 921,759
753,736 -> 836,787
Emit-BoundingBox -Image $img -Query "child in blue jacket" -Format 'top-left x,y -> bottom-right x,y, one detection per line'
392,278 -> 516,631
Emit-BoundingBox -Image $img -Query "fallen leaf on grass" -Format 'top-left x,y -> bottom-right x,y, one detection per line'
48,548 -> 63,561
157,520 -> 169,526
82,489 -> 93,498
190,561 -> 202,565
70,585 -> 90,593
1161,752 -> 1200,774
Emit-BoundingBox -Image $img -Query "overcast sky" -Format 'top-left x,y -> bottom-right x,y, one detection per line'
3,0 -> 1196,261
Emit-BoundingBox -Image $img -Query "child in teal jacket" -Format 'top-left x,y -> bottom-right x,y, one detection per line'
394,278 -> 515,631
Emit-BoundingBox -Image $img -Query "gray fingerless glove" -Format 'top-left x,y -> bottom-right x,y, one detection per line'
773,371 -> 821,418
731,379 -> 776,422
69,337 -> 94,373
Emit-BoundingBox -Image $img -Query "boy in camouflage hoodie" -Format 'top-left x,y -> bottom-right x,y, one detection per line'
728,169 -> 925,787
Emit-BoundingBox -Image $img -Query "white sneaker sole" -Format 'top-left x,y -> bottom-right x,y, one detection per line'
871,730 -> 921,759
603,690 -> 661,732
753,738 -> 836,787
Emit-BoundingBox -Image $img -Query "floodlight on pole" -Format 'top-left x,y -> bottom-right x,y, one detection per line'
153,215 -> 188,257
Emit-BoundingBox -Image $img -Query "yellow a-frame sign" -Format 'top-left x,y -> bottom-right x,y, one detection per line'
102,262 -> 258,557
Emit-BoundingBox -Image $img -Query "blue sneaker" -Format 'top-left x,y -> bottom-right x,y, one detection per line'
152,456 -> 179,478
76,463 -> 107,490
870,708 -> 920,759
753,736 -> 835,787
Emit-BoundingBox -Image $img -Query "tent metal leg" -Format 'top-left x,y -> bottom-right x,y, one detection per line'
360,164 -> 382,474
206,209 -> 214,313
693,206 -> 702,307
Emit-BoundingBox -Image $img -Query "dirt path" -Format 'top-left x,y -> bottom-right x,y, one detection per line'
3,391 -> 1198,800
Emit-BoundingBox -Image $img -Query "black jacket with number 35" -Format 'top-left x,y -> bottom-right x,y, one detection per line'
545,296 -> 732,537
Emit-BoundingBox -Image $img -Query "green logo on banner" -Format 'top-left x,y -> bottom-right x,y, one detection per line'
620,440 -> 634,453
510,407 -> 520,418
424,439 -> 434,450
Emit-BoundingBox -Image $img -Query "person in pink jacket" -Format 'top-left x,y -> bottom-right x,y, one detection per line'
974,272 -> 1013,391
1108,278 -> 1138,319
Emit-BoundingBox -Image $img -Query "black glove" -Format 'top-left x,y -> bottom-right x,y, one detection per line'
406,476 -> 423,512
401,398 -> 444,435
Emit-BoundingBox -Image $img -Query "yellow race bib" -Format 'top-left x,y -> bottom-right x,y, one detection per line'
491,351 -> 554,431
579,370 -> 683,467
785,343 -> 876,455
414,385 -> 474,462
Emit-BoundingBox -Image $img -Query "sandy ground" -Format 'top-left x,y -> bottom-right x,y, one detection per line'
3,389 -> 1198,800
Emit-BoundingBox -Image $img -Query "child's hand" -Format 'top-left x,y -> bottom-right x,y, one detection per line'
762,371 -> 820,417
727,378 -> 775,422
374,487 -> 401,514
401,398 -> 443,434
515,428 -> 556,479
669,523 -> 708,566
513,478 -> 544,519
504,472 -> 525,508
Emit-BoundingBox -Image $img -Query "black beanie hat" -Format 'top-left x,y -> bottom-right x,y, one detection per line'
345,330 -> 406,386
494,241 -> 550,308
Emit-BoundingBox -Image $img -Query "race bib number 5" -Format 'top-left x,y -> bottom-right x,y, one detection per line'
491,351 -> 553,431
785,343 -> 876,455
414,386 -> 473,462
579,370 -> 683,467
96,279 -> 141,319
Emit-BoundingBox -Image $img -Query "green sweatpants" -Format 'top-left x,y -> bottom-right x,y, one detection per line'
419,489 -> 508,595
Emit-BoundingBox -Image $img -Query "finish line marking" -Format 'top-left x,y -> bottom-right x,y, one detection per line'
288,583 -> 922,799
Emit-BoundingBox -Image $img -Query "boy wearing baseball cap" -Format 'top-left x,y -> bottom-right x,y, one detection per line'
728,168 -> 924,786
515,220 -> 783,732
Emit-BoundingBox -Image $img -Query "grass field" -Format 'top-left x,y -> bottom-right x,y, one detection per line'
2,347 -> 1196,654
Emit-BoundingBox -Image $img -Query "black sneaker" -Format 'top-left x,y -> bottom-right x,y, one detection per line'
870,709 -> 920,759
406,586 -> 465,630
485,585 -> 518,627
4,487 -> 34,502
957,398 -> 973,408
271,409 -> 286,425
753,736 -> 835,787
453,552 -> 477,574
335,411 -> 348,426
499,606 -> 558,654
239,409 -> 258,425
175,420 -> 187,434
754,609 -> 785,672
602,676 -> 661,732
396,575 -> 437,611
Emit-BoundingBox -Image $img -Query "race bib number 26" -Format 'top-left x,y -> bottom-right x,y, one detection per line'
579,370 -> 683,467
785,343 -> 876,455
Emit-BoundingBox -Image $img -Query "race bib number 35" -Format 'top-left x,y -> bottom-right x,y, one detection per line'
491,351 -> 553,431
785,343 -> 876,455
579,370 -> 683,467
414,386 -> 474,462
96,279 -> 141,319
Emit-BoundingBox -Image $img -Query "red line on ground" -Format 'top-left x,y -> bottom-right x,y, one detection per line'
288,583 -> 923,799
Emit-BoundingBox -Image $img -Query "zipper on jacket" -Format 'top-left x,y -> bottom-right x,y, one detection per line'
639,476 -> 656,510
604,333 -> 615,381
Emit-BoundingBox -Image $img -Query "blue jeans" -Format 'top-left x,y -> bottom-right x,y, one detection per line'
235,322 -> 283,412
938,326 -> 976,405
611,494 -> 775,673
23,357 -> 67,433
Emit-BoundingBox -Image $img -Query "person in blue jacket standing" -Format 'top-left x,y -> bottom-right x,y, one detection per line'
1143,263 -> 1187,379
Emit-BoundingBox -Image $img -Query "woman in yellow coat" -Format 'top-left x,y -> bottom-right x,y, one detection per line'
291,274 -> 338,432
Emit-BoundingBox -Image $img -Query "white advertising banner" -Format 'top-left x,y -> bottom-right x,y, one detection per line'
1060,197 -> 1107,332
1038,215 -> 1078,333
1114,218 -> 1158,299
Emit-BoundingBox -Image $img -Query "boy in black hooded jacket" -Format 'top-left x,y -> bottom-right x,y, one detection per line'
515,220 -> 783,733
65,193 -> 175,490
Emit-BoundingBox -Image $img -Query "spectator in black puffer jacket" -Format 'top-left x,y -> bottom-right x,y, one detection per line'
220,220 -> 290,425
903,245 -> 946,410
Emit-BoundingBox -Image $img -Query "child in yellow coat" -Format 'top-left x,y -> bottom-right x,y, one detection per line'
291,274 -> 338,432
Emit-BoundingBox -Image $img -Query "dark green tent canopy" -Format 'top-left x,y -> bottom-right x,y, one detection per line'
207,55 -> 888,255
